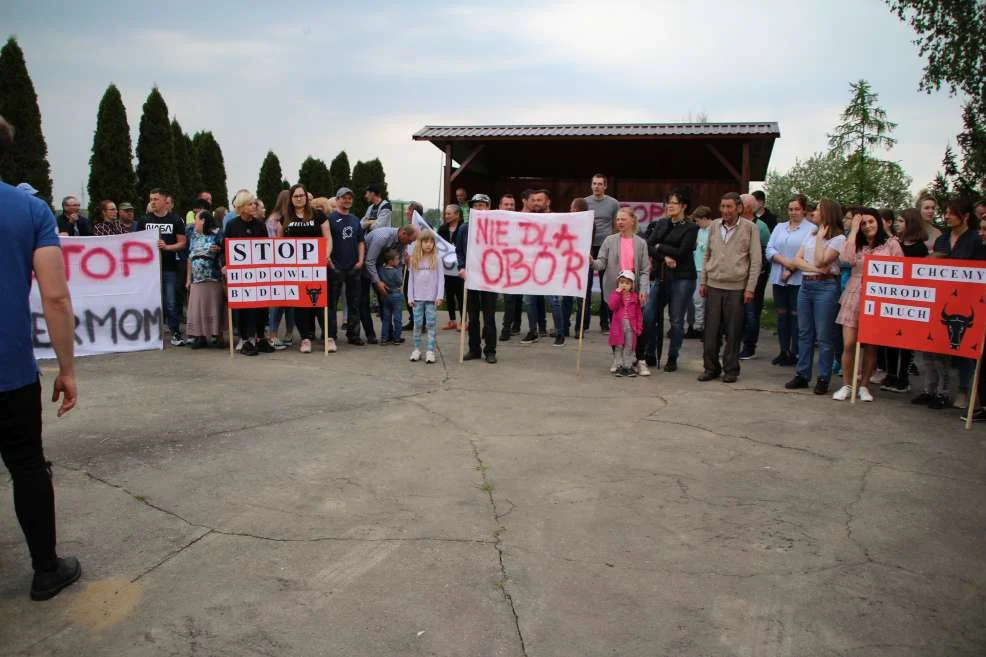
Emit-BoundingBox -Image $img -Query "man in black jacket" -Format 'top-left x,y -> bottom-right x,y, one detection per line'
55,196 -> 92,236
753,190 -> 778,232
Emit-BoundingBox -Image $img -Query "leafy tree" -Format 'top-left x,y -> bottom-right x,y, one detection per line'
423,208 -> 442,225
192,131 -> 228,208
887,0 -> 986,193
135,87 -> 178,209
171,119 -> 202,214
763,150 -> 911,218
827,80 -> 898,205
329,150 -> 351,192
351,160 -> 370,217
362,158 -> 388,199
0,37 -> 52,199
257,150 -> 285,213
88,84 -> 136,216
297,156 -> 332,198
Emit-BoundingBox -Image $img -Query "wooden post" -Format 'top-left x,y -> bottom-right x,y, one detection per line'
966,353 -> 983,431
741,142 -> 751,193
227,307 -> 234,358
458,286 -> 469,363
443,144 -> 453,208
576,296 -> 587,377
324,305 -> 329,356
849,341 -> 862,404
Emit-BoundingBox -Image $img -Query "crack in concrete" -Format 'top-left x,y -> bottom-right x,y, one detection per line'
469,439 -> 529,657
844,464 -> 876,561
645,418 -> 837,462
132,529 -> 213,583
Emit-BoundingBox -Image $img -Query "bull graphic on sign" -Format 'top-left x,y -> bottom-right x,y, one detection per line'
941,305 -> 975,350
305,286 -> 322,306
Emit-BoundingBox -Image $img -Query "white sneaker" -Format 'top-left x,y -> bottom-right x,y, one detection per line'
832,385 -> 852,401
270,338 -> 288,351
425,350 -> 436,364
953,391 -> 969,409
326,338 -> 337,353
610,353 -> 621,373
282,336 -> 293,346
410,349 -> 421,362
858,386 -> 874,402
637,361 -> 651,377
235,339 -> 244,352
300,339 -> 312,353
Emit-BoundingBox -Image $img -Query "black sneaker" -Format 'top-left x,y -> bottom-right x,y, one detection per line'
31,556 -> 82,601
879,376 -> 899,392
785,375 -> 809,390
783,353 -> 799,366
170,331 -> 185,347
928,394 -> 951,410
485,353 -> 498,364
539,330 -> 548,338
663,359 -> 677,373
511,326 -> 521,335
697,370 -> 720,382
771,353 -> 787,365
625,366 -> 637,378
911,392 -> 933,405
241,341 -> 258,356
614,366 -> 625,377
722,373 -> 738,383
500,332 -> 511,342
366,336 -> 379,345
256,339 -> 275,353
814,378 -> 830,395
520,331 -> 539,344
738,349 -> 756,360
348,336 -> 366,346
187,337 -> 206,350
684,327 -> 702,339
462,352 -> 481,361
961,408 -> 986,422
645,354 -> 657,367
553,336 -> 565,347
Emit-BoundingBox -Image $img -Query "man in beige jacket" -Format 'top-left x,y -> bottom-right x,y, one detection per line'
698,192 -> 762,383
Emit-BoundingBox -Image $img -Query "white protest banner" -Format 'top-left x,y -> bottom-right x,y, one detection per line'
619,201 -> 665,232
464,210 -> 593,297
410,211 -> 459,273
30,231 -> 163,359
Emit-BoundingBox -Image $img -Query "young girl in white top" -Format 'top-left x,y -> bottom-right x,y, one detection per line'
407,232 -> 445,364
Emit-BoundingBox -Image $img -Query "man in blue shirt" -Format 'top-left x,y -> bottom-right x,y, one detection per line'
0,116 -> 81,600
328,187 -> 366,349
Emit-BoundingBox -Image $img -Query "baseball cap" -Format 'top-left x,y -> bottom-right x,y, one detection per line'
469,193 -> 491,207
16,182 -> 38,195
617,270 -> 635,282
118,202 -> 135,211
336,187 -> 354,198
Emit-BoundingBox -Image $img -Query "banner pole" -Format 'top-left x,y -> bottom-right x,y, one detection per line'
850,340 -> 862,404
458,284 -> 469,363
324,305 -> 329,356
576,296 -> 587,377
228,307 -> 234,358
966,353 -> 983,431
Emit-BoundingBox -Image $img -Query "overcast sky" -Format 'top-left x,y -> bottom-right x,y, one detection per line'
7,0 -> 967,209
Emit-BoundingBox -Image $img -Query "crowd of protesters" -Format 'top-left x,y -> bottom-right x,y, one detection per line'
27,173 -> 986,421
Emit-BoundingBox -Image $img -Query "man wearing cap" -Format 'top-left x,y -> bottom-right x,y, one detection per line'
328,187 -> 367,349
56,196 -> 92,236
362,184 -> 392,232
459,194 -> 499,363
0,115 -> 81,600
118,202 -> 136,232
362,223 -> 420,344
16,182 -> 39,196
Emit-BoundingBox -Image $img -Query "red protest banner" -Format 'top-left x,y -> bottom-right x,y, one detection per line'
858,256 -> 986,359
224,238 -> 329,309
464,210 -> 593,297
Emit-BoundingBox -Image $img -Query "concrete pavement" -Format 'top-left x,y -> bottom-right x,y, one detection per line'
2,319 -> 984,656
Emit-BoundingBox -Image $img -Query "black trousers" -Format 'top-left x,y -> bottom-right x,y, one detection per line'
329,268 -> 362,339
445,276 -> 465,322
501,294 -> 523,334
235,308 -> 267,340
1,379 -> 57,572
467,290 -> 498,356
359,271 -> 378,339
703,287 -> 745,377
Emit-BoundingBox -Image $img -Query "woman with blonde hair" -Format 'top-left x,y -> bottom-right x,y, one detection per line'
406,232 -> 445,364
224,190 -> 272,356
592,206 -> 651,373
92,200 -> 122,235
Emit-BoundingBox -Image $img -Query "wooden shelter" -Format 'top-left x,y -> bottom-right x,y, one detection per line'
412,122 -> 780,211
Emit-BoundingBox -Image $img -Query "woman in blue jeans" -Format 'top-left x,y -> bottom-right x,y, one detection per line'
765,194 -> 813,366
785,199 -> 847,394
643,190 -> 698,373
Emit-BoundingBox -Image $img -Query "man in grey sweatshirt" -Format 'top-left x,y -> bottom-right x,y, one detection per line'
581,174 -> 620,333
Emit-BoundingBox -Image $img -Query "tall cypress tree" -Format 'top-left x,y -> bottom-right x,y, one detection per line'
171,119 -> 201,214
298,156 -> 332,198
363,157 -> 388,199
329,150 -> 351,193
351,160 -> 370,217
0,37 -> 52,199
257,150 -> 284,213
135,87 -> 178,209
87,84 -> 136,216
192,131 -> 228,208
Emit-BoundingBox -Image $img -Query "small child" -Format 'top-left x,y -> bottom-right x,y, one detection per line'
407,232 -> 445,364
608,270 -> 643,377
379,249 -> 405,345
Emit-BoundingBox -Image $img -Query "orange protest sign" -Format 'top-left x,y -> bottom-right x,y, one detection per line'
858,256 -> 986,359
224,238 -> 329,309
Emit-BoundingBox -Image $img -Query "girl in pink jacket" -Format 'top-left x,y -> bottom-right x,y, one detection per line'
608,271 -> 644,377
